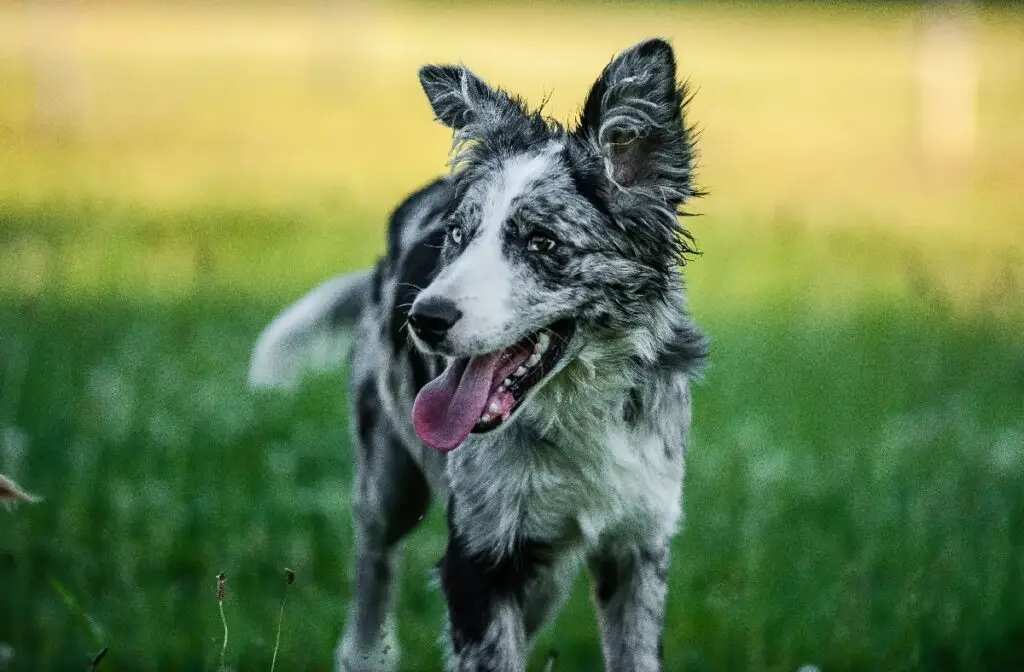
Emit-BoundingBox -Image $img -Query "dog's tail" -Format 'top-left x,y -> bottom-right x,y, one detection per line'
248,269 -> 373,390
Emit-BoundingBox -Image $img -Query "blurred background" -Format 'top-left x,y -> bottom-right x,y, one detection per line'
1,0 -> 1022,669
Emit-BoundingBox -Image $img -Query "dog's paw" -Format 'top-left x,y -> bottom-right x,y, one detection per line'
335,629 -> 400,672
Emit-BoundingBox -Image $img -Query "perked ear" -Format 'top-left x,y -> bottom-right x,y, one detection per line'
575,38 -> 696,203
418,64 -> 524,132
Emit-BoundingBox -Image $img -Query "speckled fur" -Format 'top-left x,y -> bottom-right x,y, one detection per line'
249,38 -> 708,672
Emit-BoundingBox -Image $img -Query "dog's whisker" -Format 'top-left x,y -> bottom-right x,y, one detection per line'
396,282 -> 427,292
545,329 -> 572,347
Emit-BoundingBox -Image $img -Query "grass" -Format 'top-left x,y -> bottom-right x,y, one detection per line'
1,222 -> 1022,670
0,1 -> 1023,670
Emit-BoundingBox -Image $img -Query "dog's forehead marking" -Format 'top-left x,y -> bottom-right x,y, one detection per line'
427,142 -> 566,352
478,142 -> 563,236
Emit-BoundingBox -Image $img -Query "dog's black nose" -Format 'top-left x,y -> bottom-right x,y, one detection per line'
408,296 -> 462,347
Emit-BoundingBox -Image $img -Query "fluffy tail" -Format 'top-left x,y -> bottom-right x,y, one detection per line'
248,269 -> 372,390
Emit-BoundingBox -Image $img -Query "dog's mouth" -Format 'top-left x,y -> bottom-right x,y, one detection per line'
412,319 -> 575,452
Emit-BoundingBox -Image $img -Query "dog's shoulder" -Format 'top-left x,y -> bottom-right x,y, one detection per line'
575,372 -> 693,547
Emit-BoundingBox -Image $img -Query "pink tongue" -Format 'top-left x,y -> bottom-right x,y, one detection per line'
413,352 -> 502,452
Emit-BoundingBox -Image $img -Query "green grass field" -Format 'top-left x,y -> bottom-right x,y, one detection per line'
1,2 -> 1023,670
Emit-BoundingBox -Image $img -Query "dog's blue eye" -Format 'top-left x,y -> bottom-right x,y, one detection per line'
447,225 -> 463,245
527,235 -> 556,253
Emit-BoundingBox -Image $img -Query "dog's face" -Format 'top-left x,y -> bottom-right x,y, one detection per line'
409,39 -> 698,452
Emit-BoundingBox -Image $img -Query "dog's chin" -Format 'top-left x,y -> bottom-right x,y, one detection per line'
410,318 -> 576,451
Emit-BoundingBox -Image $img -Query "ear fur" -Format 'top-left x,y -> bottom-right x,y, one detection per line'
575,38 -> 697,205
419,64 -> 524,132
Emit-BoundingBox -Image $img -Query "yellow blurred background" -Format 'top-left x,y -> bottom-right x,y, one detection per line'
2,1 -> 1021,227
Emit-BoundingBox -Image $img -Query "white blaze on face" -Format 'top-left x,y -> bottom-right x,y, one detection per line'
426,146 -> 560,352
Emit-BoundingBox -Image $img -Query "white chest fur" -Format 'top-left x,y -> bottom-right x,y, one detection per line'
573,423 -> 684,550
447,409 -> 686,558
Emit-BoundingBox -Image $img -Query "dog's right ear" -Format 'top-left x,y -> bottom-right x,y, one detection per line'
419,64 -> 522,132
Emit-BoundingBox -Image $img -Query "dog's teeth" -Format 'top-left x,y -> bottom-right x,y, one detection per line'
527,353 -> 541,367
515,366 -> 527,377
480,413 -> 492,423
504,378 -> 512,387
489,402 -> 499,414
537,332 -> 550,353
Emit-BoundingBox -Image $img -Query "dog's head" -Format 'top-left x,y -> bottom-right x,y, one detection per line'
408,38 -> 700,451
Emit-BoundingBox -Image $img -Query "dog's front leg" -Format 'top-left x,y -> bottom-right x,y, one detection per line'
443,596 -> 526,672
588,541 -> 671,672
438,524 -> 552,671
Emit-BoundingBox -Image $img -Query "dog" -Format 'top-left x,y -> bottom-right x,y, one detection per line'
249,37 -> 708,672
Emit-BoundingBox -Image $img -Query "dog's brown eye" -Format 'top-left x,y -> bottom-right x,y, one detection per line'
527,235 -> 556,253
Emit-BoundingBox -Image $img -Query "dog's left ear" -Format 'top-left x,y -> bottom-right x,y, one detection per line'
419,64 -> 524,133
575,38 -> 696,203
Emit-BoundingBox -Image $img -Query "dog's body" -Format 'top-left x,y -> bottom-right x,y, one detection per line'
250,38 -> 707,672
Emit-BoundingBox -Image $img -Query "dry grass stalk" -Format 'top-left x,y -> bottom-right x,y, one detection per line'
217,572 -> 228,671
270,568 -> 295,672
0,474 -> 39,504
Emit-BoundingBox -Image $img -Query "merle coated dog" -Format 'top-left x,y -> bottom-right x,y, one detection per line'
249,37 -> 707,672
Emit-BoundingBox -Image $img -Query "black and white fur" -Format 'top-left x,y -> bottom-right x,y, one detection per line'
250,38 -> 708,672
